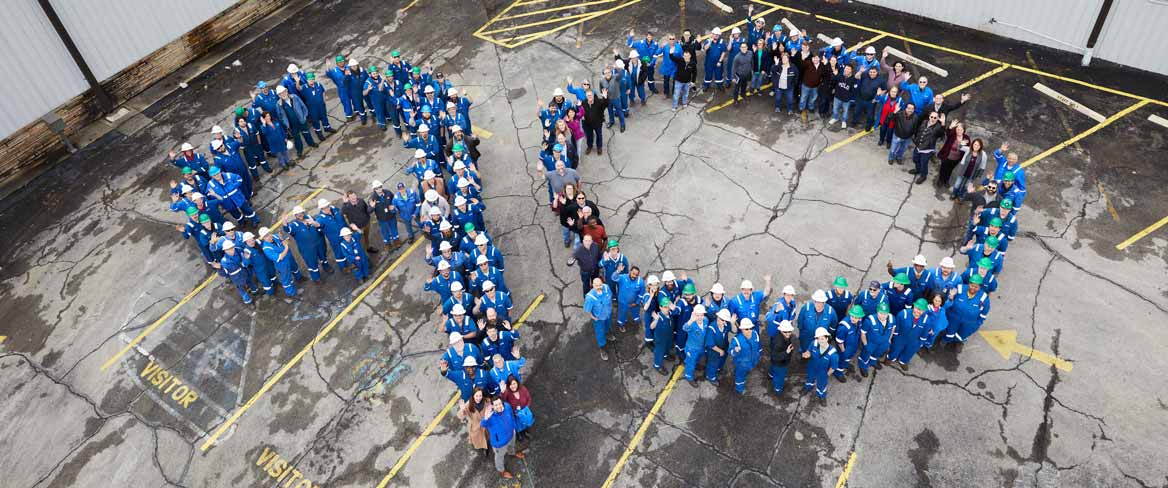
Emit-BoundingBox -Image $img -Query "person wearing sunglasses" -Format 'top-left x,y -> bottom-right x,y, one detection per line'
900,76 -> 935,120
908,110 -> 946,184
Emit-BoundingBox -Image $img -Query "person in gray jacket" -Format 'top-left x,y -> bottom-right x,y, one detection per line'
731,42 -> 754,104
600,62 -> 627,132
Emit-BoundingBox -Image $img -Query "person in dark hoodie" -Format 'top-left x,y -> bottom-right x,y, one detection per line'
852,66 -> 886,131
909,111 -> 946,184
828,64 -> 858,129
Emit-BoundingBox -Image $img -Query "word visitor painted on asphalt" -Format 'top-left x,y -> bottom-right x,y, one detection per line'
140,361 -> 199,408
256,446 -> 323,488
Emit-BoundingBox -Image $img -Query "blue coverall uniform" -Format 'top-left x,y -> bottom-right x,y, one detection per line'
261,235 -> 302,297
326,65 -> 353,119
853,288 -> 887,317
442,368 -> 487,402
944,285 -> 990,343
891,266 -> 934,300
205,172 -> 258,225
303,82 -> 333,137
338,233 -> 369,281
651,306 -> 679,368
584,284 -> 614,349
804,343 -> 840,399
702,38 -> 728,88
614,273 -> 645,326
730,331 -> 761,394
704,321 -> 731,382
859,314 -> 894,373
881,282 -> 914,314
834,317 -> 862,377
219,250 -> 255,304
682,318 -> 708,381
284,218 -> 328,282
890,309 -> 929,364
315,208 -> 349,267
244,241 -> 276,295
425,270 -> 464,304
796,303 -> 838,353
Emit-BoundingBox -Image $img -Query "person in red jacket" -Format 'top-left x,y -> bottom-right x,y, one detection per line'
876,85 -> 905,147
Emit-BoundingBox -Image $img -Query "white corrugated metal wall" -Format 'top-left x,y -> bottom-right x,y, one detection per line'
859,0 -> 1168,76
0,0 -> 235,139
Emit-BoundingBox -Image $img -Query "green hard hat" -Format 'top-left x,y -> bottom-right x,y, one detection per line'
969,274 -> 984,285
913,298 -> 928,311
198,214 -> 211,223
404,83 -> 414,90
659,296 -> 671,307
1003,172 -> 1015,182
306,72 -> 316,80
391,50 -> 401,57
989,217 -> 1003,227
412,66 -> 421,74
893,273 -> 911,285
335,55 -> 345,63
368,66 -> 379,73
641,56 -> 651,63
1000,198 -> 1013,209
181,166 -> 193,175
683,283 -> 696,295
185,207 -> 199,217
832,276 -> 848,288
977,257 -> 994,269
877,301 -> 891,314
463,222 -> 475,231
234,106 -> 246,116
848,305 -> 865,318
986,236 -> 1000,248
607,238 -> 619,248
453,142 -> 464,152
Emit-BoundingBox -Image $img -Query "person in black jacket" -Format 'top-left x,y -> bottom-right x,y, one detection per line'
573,234 -> 604,297
909,111 -> 946,184
667,39 -> 699,111
770,52 -> 800,114
368,181 -> 401,249
561,191 -> 601,263
769,320 -> 798,395
887,103 -> 918,165
342,191 -> 376,253
580,90 -> 609,156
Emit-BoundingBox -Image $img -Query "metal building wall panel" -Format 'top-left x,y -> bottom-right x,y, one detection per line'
48,0 -> 237,80
0,0 -> 90,138
1093,0 -> 1168,75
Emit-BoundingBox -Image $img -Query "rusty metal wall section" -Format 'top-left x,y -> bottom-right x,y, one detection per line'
859,0 -> 1168,76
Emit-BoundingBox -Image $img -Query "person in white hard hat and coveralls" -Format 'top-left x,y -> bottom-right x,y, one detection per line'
729,318 -> 761,395
259,226 -> 303,297
802,327 -> 840,404
337,226 -> 369,282
584,277 -> 616,361
704,308 -> 734,385
214,239 -> 257,305
797,290 -> 838,354
315,198 -> 350,270
283,205 -> 330,282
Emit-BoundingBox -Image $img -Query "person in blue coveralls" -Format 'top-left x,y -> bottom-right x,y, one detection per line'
612,264 -> 644,332
315,198 -> 349,269
920,292 -> 951,351
583,277 -> 614,361
283,205 -> 330,282
928,256 -> 962,298
990,142 -> 1027,207
627,29 -> 660,94
650,295 -> 680,375
425,259 -> 463,304
943,274 -> 991,347
728,276 -> 772,328
834,305 -> 865,381
825,276 -> 854,321
882,272 -> 914,314
705,309 -> 733,386
302,72 -> 335,139
241,232 -> 275,296
802,327 -> 839,405
337,227 -> 369,282
442,332 -> 483,378
326,55 -> 354,121
890,298 -> 931,369
959,235 -> 1005,276
887,254 -> 933,300
703,282 -> 731,324
214,239 -> 256,305
961,257 -> 1000,293
440,356 -> 488,403
853,280 -> 886,317
682,304 -> 708,385
857,301 -> 894,377
205,166 -> 259,226
729,318 -> 761,395
344,59 -> 367,125
701,27 -> 728,92
797,290 -> 838,353
258,226 -> 302,298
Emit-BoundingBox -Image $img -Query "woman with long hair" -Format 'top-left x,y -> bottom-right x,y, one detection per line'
457,387 -> 490,457
501,376 -> 533,441
951,138 -> 987,201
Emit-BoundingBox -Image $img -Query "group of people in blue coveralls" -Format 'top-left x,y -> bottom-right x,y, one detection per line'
167,50 -> 483,306
578,187 -> 1023,405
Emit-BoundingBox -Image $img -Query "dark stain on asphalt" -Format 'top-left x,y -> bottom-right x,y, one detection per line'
908,428 -> 939,487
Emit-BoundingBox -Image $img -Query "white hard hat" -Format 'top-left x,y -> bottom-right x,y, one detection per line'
913,254 -> 928,266
789,28 -> 799,37
711,27 -> 722,35
191,192 -> 204,200
258,226 -> 271,237
630,49 -> 639,57
812,289 -> 828,302
647,275 -> 660,285
462,356 -> 478,367
662,271 -> 676,282
417,123 -> 430,132
779,320 -> 795,332
372,180 -> 383,188
553,88 -> 564,96
456,178 -> 470,188
439,220 -> 452,231
424,189 -> 438,202
739,318 -> 754,329
242,231 -> 255,241
865,46 -> 877,54
450,281 -> 464,291
832,37 -> 843,47
754,16 -> 765,24
446,102 -> 456,109
614,59 -> 625,70
452,161 -> 466,171
221,239 -> 235,250
710,283 -> 725,295
693,304 -> 706,316
439,241 -> 452,251
740,280 -> 753,290
428,207 -> 441,216
210,139 -> 223,150
716,309 -> 732,321
276,85 -> 287,94
454,196 -> 467,206
292,205 -> 305,214
348,59 -> 359,67
475,234 -> 488,246
211,125 -> 224,134
451,125 -> 463,133
437,260 -> 451,270
287,63 -> 299,73
451,304 -> 465,315
449,87 -> 458,95
317,198 -> 330,209
782,285 -> 796,295
180,184 -> 194,193
414,148 -> 427,158
476,255 -> 489,265
180,142 -> 194,151
815,327 -> 830,338
731,27 -> 741,35
424,85 -> 435,93
422,170 -> 436,180
482,280 -> 495,291
448,331 -> 462,344
339,227 -> 352,236
940,256 -> 955,268
222,221 -> 236,231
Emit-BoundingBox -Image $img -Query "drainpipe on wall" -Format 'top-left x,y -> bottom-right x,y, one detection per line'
35,0 -> 115,113
1082,0 -> 1115,66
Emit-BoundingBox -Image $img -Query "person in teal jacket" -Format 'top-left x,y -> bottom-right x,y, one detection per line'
584,278 -> 614,360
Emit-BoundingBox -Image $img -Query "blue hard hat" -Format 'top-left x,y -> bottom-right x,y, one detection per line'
553,143 -> 563,151
257,81 -> 267,89
421,106 -> 432,114
208,165 -> 222,176
773,25 -> 781,32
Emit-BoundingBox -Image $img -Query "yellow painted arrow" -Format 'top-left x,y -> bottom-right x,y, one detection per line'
979,330 -> 1072,372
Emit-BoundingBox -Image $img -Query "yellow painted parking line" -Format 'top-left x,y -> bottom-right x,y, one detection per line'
495,0 -> 620,22
698,4 -> 783,42
1020,99 -> 1148,169
824,64 -> 1006,154
835,451 -> 857,488
706,83 -> 772,113
374,294 -> 545,487
849,33 -> 886,53
815,14 -> 1002,65
1117,215 -> 1168,250
505,0 -> 643,49
748,0 -> 810,16
479,10 -> 605,36
1098,181 -> 1120,222
0,335 -> 7,344
601,366 -> 684,488
1008,64 -> 1166,108
473,0 -> 524,36
100,188 -> 325,372
471,125 -> 493,139
400,0 -> 419,12
200,237 -> 425,452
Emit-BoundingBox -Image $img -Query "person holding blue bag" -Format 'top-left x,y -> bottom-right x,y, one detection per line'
502,376 -> 534,441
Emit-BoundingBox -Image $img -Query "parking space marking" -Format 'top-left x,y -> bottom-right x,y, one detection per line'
824,64 -> 1007,154
1019,100 -> 1149,169
749,0 -> 810,16
400,0 -> 419,13
495,0 -> 621,22
374,293 -> 545,488
1098,182 -> 1121,222
100,188 -> 326,372
849,33 -> 886,53
706,82 -> 772,113
698,2 -> 786,42
601,366 -> 684,488
1033,82 -> 1106,122
1116,215 -> 1168,250
200,237 -> 425,452
1148,114 -> 1168,129
835,451 -> 857,488
471,125 -> 494,139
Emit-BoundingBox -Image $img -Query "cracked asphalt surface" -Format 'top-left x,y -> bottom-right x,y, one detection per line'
2,0 -> 1168,487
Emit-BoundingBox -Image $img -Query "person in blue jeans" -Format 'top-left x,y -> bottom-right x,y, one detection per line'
584,277 -> 614,361
771,52 -> 799,114
798,54 -> 823,114
480,396 -> 525,479
887,103 -> 918,165
829,64 -> 857,128
666,41 -> 697,111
